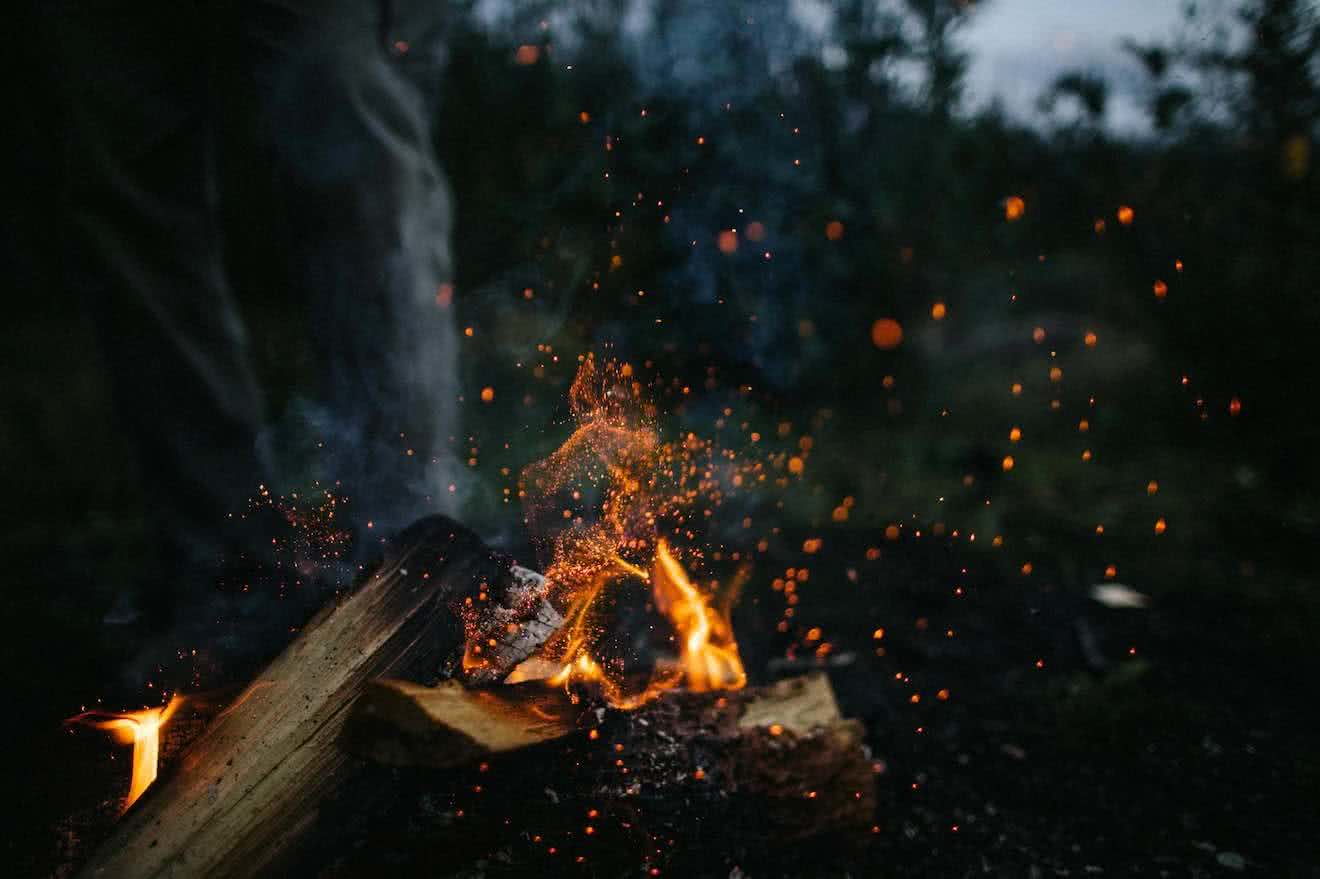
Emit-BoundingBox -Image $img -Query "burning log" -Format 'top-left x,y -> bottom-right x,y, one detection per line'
78,357 -> 874,876
454,565 -> 564,686
321,672 -> 876,875
77,516 -> 520,879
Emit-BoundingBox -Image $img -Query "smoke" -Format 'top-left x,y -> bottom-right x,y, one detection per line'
258,15 -> 463,538
110,10 -> 467,694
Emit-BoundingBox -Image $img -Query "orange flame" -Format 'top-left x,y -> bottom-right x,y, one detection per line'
68,695 -> 182,811
652,540 -> 746,692
516,355 -> 747,707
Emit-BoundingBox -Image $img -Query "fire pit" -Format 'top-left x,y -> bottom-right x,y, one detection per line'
73,359 -> 875,878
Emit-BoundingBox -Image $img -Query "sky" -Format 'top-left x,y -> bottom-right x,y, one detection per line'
488,0 -> 1236,133
960,0 -> 1208,131
787,0 -> 1233,132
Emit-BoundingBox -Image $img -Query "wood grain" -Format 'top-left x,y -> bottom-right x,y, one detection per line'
78,516 -> 505,879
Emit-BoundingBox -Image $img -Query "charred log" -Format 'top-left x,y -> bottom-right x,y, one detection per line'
311,673 -> 876,877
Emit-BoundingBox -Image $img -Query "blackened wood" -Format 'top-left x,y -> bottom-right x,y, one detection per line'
456,566 -> 563,686
313,673 -> 876,877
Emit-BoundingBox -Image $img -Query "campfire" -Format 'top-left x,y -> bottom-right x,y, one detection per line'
463,355 -> 746,707
72,356 -> 873,878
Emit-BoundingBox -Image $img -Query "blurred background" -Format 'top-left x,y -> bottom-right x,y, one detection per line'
6,0 -> 1319,874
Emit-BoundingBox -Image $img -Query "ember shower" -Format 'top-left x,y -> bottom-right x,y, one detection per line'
479,354 -> 750,706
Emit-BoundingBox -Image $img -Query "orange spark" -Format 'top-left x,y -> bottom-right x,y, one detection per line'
871,318 -> 903,350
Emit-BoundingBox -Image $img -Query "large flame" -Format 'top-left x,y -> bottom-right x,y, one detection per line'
68,695 -> 182,811
515,356 -> 746,707
651,540 -> 746,693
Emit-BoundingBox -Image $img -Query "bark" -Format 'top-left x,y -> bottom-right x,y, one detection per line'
78,516 -> 507,879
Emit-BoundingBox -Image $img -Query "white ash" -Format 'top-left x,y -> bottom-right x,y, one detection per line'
461,565 -> 564,686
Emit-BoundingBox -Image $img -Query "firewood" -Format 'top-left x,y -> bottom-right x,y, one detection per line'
318,673 -> 876,876
342,678 -> 580,768
454,565 -> 564,686
343,670 -> 851,766
77,516 -> 512,879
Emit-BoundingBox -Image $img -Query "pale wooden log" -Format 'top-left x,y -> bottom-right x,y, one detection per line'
345,670 -> 848,767
78,516 -> 506,879
342,678 -> 580,768
736,670 -> 847,733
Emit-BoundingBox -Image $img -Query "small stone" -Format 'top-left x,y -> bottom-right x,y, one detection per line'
1216,852 -> 1245,870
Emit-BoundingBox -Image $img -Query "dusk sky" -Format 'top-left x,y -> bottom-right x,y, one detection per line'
962,0 -> 1213,130
786,0 -> 1230,131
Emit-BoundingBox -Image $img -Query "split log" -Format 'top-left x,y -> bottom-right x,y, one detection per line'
343,678 -> 581,768
78,516 -> 514,879
315,673 -> 876,877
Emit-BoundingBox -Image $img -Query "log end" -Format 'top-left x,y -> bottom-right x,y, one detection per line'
342,678 -> 581,769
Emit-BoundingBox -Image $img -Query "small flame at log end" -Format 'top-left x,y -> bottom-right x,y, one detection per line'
67,694 -> 183,811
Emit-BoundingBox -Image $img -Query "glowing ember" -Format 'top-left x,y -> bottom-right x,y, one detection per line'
870,318 -> 903,349
68,695 -> 182,811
